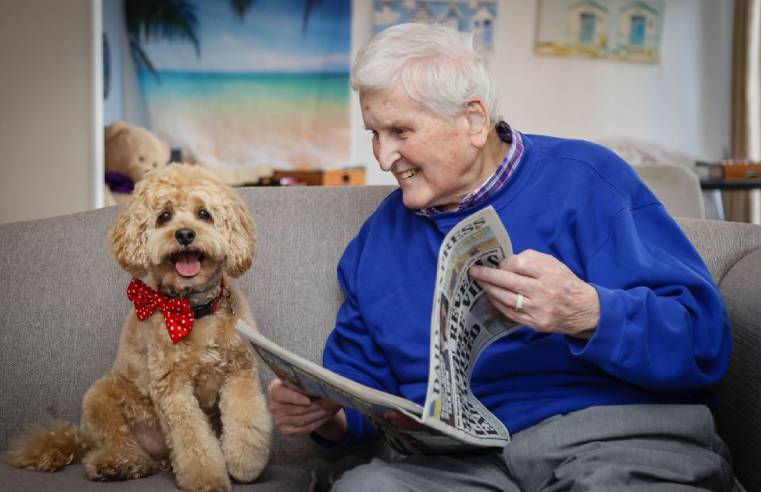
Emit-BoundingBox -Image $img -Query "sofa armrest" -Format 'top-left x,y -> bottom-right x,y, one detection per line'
717,248 -> 761,492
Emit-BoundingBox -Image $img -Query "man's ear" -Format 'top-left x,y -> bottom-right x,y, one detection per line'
464,99 -> 490,148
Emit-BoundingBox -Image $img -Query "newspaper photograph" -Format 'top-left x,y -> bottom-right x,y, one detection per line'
236,205 -> 517,454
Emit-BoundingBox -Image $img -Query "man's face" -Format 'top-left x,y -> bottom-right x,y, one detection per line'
360,86 -> 486,211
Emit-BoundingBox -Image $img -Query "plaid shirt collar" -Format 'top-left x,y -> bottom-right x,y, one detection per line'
417,121 -> 524,217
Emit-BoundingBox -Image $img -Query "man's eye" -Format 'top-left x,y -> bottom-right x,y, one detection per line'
157,211 -> 172,225
392,128 -> 408,137
198,209 -> 212,221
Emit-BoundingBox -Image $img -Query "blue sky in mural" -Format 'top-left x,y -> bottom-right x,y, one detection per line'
142,0 -> 351,73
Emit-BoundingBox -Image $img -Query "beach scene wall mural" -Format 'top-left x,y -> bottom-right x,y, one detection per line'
132,0 -> 351,172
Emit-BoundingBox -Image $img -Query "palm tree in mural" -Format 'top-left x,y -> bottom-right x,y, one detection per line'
230,0 -> 256,18
301,0 -> 323,32
126,0 -> 324,81
126,0 -> 201,80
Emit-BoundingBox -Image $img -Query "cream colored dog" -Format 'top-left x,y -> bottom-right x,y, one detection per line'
7,164 -> 272,491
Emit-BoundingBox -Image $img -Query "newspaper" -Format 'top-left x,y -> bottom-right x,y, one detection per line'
236,205 -> 518,454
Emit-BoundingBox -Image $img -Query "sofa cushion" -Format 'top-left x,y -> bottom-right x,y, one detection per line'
0,207 -> 125,448
718,248 -> 761,492
0,463 -> 315,492
676,218 -> 761,283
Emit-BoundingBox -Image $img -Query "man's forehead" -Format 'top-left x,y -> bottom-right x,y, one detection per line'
364,116 -> 412,129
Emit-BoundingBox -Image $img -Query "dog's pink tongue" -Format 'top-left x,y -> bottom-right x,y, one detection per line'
175,258 -> 201,277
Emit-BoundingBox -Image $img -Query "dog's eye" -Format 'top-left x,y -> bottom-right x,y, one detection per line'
157,211 -> 172,225
198,209 -> 212,221
138,155 -> 145,162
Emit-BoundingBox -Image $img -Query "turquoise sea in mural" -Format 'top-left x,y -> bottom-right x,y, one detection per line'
140,70 -> 350,168
140,71 -> 349,106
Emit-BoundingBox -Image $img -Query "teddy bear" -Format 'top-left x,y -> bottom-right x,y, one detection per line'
104,122 -> 171,205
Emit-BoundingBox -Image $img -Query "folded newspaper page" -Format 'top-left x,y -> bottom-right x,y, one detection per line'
236,205 -> 518,454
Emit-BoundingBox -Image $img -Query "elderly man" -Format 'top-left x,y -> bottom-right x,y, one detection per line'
268,23 -> 734,491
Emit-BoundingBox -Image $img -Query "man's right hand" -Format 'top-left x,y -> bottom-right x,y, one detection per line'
267,378 -> 348,442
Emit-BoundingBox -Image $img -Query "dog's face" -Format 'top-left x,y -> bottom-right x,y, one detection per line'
108,164 -> 256,294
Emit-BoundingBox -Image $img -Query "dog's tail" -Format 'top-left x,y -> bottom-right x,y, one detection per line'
5,421 -> 89,472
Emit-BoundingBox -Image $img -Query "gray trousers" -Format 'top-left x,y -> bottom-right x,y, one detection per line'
331,404 -> 735,492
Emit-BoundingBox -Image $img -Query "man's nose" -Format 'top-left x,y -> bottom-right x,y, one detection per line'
377,137 -> 400,172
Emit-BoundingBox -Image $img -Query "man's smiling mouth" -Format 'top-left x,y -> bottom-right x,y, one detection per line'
397,169 -> 418,180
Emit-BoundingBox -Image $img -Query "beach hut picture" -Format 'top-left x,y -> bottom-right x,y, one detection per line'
375,0 -> 403,25
372,1 -> 498,51
440,4 -> 466,32
411,2 -> 435,23
535,0 -> 663,63
614,1 -> 661,60
569,1 -> 608,46
469,4 -> 495,48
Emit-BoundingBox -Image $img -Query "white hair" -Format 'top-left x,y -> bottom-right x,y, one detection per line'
351,23 -> 501,123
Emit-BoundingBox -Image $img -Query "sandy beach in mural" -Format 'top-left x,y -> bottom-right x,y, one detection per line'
140,71 -> 350,170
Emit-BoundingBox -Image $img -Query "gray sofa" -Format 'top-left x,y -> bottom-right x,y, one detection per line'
1,185 -> 760,491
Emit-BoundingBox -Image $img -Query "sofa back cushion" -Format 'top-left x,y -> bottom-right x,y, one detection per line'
0,206 -> 125,448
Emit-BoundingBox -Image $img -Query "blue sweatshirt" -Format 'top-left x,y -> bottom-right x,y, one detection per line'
322,134 -> 731,447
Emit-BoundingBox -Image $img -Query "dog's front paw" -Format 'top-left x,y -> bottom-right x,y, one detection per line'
222,421 -> 271,482
83,446 -> 158,481
225,447 -> 268,483
176,465 -> 232,492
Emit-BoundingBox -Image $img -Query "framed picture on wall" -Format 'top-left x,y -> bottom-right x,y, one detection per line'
535,0 -> 665,63
373,1 -> 499,51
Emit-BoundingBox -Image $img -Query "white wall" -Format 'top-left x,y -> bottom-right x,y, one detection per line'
352,0 -> 734,185
0,0 -> 102,224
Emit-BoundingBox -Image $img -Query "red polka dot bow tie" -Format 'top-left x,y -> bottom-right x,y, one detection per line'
127,278 -> 223,344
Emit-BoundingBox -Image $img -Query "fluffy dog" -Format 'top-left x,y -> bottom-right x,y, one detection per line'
7,164 -> 272,491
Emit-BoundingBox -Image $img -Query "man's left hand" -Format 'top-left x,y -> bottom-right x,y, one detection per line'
469,249 -> 600,339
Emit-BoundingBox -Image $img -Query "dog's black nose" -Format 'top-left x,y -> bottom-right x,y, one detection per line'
175,228 -> 196,246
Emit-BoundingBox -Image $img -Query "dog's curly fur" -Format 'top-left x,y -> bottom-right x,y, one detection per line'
7,164 -> 272,492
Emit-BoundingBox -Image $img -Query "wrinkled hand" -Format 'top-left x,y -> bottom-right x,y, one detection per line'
469,249 -> 600,338
267,378 -> 347,441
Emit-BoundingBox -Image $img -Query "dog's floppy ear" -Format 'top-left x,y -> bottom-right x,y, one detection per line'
108,188 -> 152,278
219,186 -> 256,278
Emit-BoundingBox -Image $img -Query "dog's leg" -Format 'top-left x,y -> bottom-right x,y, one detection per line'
80,376 -> 160,481
152,376 -> 231,492
118,377 -> 170,465
219,369 -> 272,482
